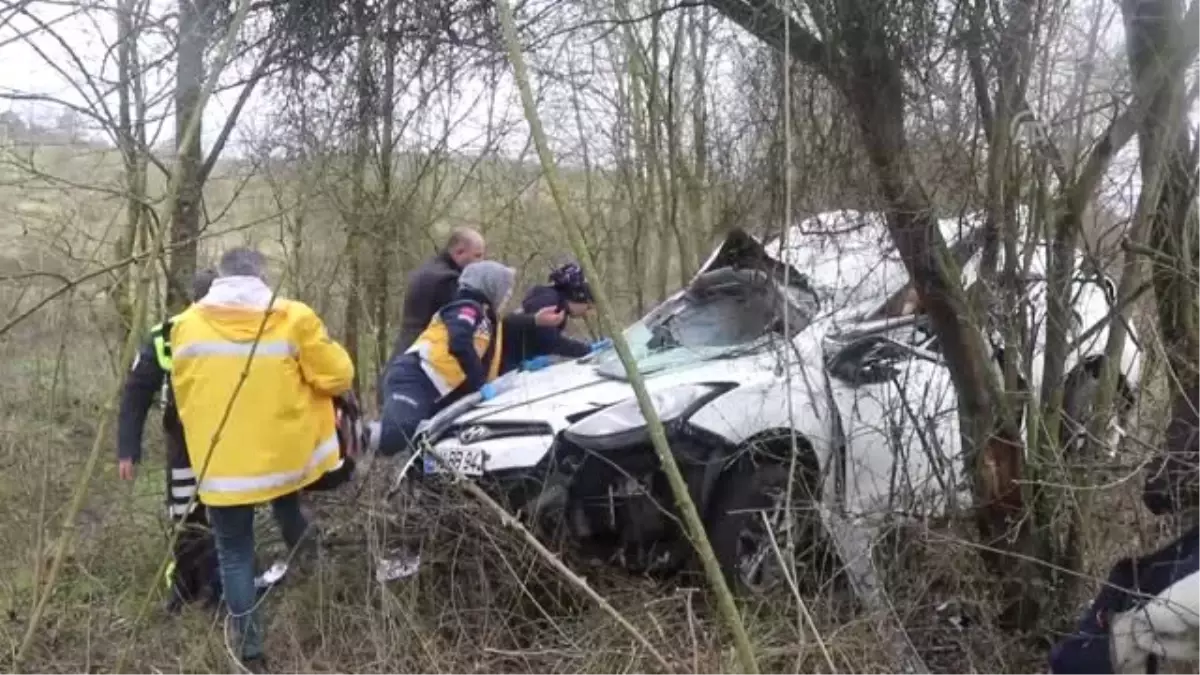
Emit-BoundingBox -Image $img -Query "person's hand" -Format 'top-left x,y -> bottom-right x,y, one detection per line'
589,338 -> 612,353
118,458 -> 136,481
479,383 -> 498,401
521,355 -> 552,372
534,306 -> 564,327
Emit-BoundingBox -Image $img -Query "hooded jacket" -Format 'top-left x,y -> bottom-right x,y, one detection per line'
1050,525 -> 1198,674
404,261 -> 515,397
169,276 -> 355,506
460,260 -> 516,307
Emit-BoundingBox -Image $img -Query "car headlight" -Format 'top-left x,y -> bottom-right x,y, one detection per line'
565,383 -> 727,439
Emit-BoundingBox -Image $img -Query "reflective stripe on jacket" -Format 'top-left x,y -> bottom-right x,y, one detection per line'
169,278 -> 354,506
406,299 -> 503,397
151,319 -> 176,370
150,317 -> 182,403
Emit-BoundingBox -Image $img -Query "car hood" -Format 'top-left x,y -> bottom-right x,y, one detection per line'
450,352 -> 768,430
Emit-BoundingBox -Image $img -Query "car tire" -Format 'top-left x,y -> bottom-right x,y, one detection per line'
707,459 -> 826,595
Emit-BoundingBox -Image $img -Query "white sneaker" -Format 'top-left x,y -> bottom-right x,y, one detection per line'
362,421 -> 381,454
376,550 -> 421,582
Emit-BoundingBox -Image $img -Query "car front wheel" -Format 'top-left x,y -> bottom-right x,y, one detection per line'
707,459 -> 829,595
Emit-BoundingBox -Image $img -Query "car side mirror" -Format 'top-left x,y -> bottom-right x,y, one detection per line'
825,335 -> 906,386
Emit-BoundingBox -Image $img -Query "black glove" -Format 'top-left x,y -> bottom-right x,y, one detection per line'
335,390 -> 361,420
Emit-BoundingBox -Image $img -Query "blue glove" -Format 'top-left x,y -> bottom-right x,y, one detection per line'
590,338 -> 613,353
521,355 -> 552,372
479,383 -> 498,401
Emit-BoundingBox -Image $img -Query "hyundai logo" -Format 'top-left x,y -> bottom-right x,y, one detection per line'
457,425 -> 491,444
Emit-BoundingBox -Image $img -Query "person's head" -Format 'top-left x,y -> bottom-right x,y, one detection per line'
443,227 -> 486,268
459,260 -> 516,311
217,247 -> 268,280
549,262 -> 593,317
191,267 -> 218,301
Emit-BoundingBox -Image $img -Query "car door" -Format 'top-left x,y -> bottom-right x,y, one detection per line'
823,332 -> 964,519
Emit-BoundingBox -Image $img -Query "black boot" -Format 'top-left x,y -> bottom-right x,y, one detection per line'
241,655 -> 269,674
163,590 -> 184,616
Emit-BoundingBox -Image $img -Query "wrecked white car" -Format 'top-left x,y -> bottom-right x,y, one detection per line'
401,211 -> 1142,591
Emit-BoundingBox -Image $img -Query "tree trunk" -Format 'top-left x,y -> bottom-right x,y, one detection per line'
689,8 -> 712,247
113,0 -> 145,336
372,0 -> 398,387
168,0 -> 211,311
343,0 -> 373,398
711,0 -> 1034,626
1123,0 -> 1200,392
846,31 -> 1040,628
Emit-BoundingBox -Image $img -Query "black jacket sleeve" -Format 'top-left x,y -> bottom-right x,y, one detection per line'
444,303 -> 488,392
544,328 -> 592,358
502,313 -> 592,362
500,313 -> 540,372
117,338 -> 166,463
1143,383 -> 1199,515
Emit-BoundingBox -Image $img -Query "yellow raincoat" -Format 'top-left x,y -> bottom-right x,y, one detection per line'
169,277 -> 354,506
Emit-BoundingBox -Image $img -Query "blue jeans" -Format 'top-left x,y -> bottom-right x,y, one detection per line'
379,358 -> 440,457
207,492 -> 310,661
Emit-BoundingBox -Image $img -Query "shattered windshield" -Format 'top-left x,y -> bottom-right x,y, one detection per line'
594,268 -> 818,376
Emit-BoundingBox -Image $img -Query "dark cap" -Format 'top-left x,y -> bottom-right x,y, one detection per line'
549,262 -> 592,303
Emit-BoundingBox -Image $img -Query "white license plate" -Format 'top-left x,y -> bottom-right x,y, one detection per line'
423,444 -> 484,476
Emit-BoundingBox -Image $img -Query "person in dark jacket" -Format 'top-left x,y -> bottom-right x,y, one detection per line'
1049,525 -> 1198,674
390,227 -> 487,359
117,268 -> 222,613
506,262 -> 610,371
1049,380 -> 1200,674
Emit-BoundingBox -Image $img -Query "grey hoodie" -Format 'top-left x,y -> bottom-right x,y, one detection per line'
459,261 -> 516,309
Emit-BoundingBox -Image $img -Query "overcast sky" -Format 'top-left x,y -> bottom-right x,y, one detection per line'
0,0 -> 1194,208
0,0 -> 539,160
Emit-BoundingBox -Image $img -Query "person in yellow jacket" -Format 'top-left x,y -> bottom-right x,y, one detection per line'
375,260 -> 517,456
168,247 -> 354,672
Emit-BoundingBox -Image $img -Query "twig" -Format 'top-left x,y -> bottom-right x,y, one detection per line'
0,220 -> 263,340
760,511 -> 837,673
421,443 -> 673,672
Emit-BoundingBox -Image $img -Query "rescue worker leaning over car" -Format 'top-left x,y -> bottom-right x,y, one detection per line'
117,267 -> 222,615
373,260 -> 517,457
504,261 -> 612,372
167,247 -> 354,673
